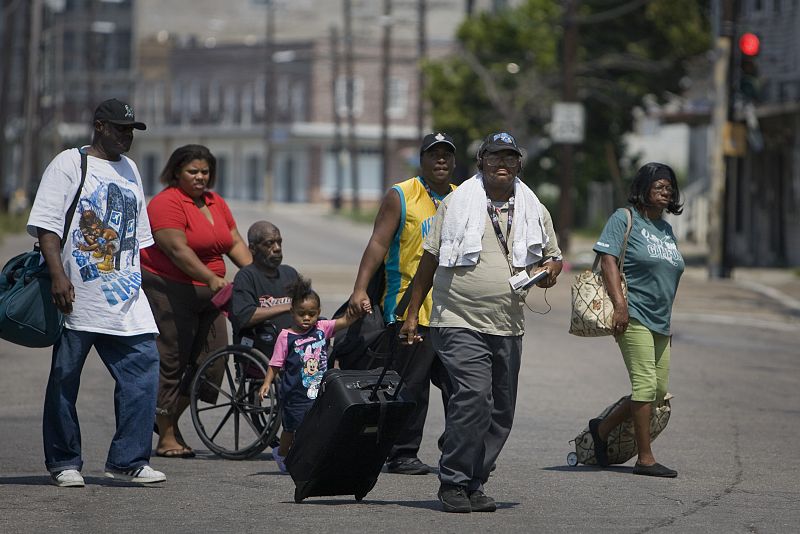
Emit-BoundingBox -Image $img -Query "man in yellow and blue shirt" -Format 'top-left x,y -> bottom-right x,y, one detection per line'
348,132 -> 457,475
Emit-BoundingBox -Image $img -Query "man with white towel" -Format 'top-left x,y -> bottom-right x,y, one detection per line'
400,131 -> 563,513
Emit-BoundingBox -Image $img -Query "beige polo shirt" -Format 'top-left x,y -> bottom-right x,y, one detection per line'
423,198 -> 560,336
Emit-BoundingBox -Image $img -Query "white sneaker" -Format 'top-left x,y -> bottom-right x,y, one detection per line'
104,465 -> 166,484
51,469 -> 85,487
272,447 -> 288,474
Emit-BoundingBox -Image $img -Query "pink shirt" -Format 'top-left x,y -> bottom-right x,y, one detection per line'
270,319 -> 337,369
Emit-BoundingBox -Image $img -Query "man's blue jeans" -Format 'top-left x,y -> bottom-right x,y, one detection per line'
43,329 -> 159,473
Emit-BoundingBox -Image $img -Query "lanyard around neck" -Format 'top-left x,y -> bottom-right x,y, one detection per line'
486,196 -> 514,259
420,177 -> 443,209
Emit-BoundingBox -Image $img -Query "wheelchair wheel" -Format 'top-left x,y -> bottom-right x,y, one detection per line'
190,345 -> 281,460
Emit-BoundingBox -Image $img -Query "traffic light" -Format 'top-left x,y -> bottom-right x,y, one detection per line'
738,32 -> 761,102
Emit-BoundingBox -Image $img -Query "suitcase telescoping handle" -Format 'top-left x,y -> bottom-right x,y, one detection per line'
368,323 -> 419,402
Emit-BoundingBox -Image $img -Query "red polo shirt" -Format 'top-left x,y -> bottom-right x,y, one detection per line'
141,187 -> 236,285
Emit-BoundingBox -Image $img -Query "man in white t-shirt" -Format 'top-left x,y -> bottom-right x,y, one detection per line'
27,99 -> 166,487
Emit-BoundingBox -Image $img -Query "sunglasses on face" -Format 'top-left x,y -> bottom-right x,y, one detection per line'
483,155 -> 520,168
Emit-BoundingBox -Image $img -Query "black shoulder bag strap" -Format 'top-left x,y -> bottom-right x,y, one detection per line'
60,148 -> 88,250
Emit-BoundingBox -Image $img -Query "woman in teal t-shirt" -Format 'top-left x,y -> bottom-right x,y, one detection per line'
589,162 -> 685,478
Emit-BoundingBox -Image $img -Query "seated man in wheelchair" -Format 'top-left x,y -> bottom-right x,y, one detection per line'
230,221 -> 299,356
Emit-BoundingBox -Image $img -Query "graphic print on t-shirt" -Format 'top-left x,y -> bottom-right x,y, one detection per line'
640,227 -> 682,266
289,330 -> 329,400
259,295 -> 292,308
70,182 -> 143,307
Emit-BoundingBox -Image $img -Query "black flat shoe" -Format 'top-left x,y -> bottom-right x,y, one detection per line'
588,418 -> 609,467
633,462 -> 677,478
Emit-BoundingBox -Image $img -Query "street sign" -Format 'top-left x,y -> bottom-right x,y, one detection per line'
550,102 -> 585,144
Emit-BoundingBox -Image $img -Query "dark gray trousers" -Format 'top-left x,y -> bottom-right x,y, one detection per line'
432,327 -> 522,491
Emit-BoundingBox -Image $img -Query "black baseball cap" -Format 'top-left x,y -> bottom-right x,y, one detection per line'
93,98 -> 146,130
479,132 -> 522,157
420,132 -> 456,155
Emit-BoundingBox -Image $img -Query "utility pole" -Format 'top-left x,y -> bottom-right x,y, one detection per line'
19,0 -> 42,209
708,0 -> 735,278
87,0 -> 96,114
0,0 -> 21,209
343,0 -> 360,212
330,25 -> 344,211
416,0 -> 426,140
263,0 -> 275,204
557,0 -> 578,254
380,0 -> 392,191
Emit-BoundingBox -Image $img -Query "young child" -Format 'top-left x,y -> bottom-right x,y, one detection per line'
258,275 -> 367,473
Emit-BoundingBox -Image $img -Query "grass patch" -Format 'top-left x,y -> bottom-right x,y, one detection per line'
0,209 -> 29,238
331,206 -> 380,225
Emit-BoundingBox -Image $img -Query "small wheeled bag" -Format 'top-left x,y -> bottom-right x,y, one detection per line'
566,394 -> 673,467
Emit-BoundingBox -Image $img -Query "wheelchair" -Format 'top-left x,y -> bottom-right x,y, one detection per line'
188,322 -> 282,460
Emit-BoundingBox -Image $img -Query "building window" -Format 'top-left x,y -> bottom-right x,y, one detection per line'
170,80 -> 183,122
254,76 -> 266,116
246,155 -> 262,200
276,75 -> 290,118
387,77 -> 408,119
189,81 -> 202,117
209,80 -> 221,117
291,81 -> 306,121
217,155 -> 229,197
335,75 -> 364,118
223,85 -> 237,124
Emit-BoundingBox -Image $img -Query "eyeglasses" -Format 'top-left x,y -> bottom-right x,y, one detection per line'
483,155 -> 520,168
652,184 -> 674,194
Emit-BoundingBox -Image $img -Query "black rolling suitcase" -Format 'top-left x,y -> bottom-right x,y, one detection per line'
285,364 -> 415,503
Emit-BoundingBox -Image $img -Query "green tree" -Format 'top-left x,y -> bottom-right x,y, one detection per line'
425,0 -> 711,226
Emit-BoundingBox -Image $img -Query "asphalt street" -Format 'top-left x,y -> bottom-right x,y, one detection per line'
1,202 -> 798,533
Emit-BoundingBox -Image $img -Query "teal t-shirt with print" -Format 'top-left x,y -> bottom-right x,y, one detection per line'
593,208 -> 684,335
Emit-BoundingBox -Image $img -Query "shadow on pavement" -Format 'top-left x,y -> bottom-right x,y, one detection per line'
277,498 -> 520,510
542,465 -> 633,475
0,475 -> 163,488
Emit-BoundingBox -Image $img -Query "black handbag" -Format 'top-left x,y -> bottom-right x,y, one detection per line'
0,149 -> 88,347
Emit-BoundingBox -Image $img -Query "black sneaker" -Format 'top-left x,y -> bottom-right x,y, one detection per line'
632,462 -> 677,478
468,490 -> 496,512
438,484 -> 471,513
588,418 -> 610,467
385,457 -> 431,475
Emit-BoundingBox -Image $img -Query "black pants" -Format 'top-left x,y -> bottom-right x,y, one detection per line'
388,324 -> 452,462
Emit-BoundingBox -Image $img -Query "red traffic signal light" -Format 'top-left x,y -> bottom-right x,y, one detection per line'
739,33 -> 760,56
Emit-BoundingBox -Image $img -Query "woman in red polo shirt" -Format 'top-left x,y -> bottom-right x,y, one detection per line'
141,144 -> 252,458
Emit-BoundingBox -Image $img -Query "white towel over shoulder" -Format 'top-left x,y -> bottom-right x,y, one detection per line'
439,173 -> 547,268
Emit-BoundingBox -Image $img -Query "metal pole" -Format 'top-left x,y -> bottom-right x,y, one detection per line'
380,0 -> 392,191
330,25 -> 344,211
343,0 -> 360,212
19,0 -> 42,209
0,0 -> 21,209
263,0 -> 275,204
708,0 -> 733,278
416,0 -> 426,140
557,0 -> 578,254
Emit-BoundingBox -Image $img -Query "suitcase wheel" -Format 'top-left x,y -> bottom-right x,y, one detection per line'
567,452 -> 578,467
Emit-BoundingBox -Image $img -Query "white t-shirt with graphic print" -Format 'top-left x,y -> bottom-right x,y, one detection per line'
27,148 -> 159,336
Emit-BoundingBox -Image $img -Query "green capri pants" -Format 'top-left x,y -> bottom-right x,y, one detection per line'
616,319 -> 670,404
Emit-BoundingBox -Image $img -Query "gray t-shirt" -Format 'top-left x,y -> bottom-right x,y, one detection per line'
423,198 -> 561,336
593,208 -> 684,335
